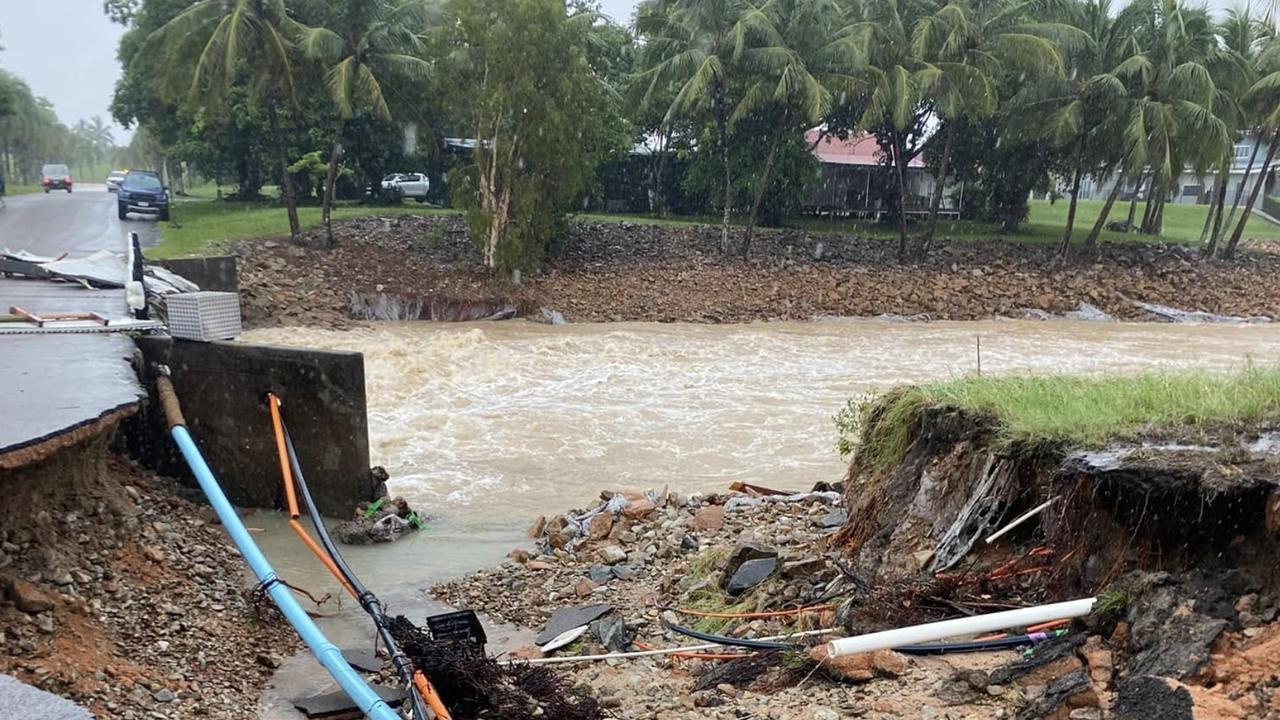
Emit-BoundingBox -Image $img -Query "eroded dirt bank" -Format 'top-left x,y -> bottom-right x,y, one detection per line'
0,428 -> 297,719
233,214 -> 1280,328
428,405 -> 1280,719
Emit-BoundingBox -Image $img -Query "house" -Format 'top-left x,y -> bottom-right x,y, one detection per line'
804,130 -> 960,218
1079,134 -> 1276,205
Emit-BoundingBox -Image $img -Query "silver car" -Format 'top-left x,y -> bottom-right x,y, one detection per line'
106,170 -> 127,193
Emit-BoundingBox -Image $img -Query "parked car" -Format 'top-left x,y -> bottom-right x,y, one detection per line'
381,172 -> 430,202
41,163 -> 72,193
117,170 -> 170,221
106,170 -> 127,192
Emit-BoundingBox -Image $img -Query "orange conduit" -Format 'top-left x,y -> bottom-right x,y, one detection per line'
267,394 -> 356,600
1025,618 -> 1071,633
631,640 -> 749,661
413,672 -> 453,720
674,604 -> 833,619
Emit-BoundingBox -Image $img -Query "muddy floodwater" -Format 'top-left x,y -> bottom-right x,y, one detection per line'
245,318 -> 1279,714
245,318 -> 1280,523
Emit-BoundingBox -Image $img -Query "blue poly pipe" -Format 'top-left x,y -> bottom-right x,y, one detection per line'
169,424 -> 399,720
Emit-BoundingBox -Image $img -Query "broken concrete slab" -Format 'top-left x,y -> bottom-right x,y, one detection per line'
720,542 -> 778,591
340,647 -> 381,673
535,603 -> 612,645
726,557 -> 778,595
291,685 -> 408,718
0,673 -> 92,720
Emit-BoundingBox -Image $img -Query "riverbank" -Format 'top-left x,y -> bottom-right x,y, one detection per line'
427,367 -> 1280,719
233,214 -> 1280,329
0,433 -> 297,719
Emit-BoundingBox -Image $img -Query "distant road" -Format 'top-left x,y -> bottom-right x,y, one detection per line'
0,183 -> 160,257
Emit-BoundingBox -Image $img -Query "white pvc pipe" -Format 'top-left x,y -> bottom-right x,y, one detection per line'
985,497 -> 1057,545
826,597 -> 1095,658
513,628 -> 839,666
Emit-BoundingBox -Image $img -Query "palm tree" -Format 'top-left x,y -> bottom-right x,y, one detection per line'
146,0 -> 305,239
847,0 -> 938,259
735,0 -> 854,255
1210,7 -> 1266,257
913,0 -> 1080,253
1125,0 -> 1229,236
296,0 -> 433,246
1223,29 -> 1280,258
1018,0 -> 1138,258
636,0 -> 776,254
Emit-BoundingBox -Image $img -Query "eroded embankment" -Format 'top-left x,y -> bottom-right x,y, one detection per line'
835,391 -> 1280,717
0,425 -> 297,719
232,214 -> 1280,329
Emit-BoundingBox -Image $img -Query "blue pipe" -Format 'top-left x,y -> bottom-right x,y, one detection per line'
169,425 -> 399,720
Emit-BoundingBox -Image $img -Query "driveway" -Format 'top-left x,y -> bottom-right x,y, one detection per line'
0,183 -> 161,257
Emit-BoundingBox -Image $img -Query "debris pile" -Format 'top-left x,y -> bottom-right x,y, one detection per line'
431,403 -> 1280,718
234,213 -> 1280,329
0,440 -> 297,719
333,493 -> 427,545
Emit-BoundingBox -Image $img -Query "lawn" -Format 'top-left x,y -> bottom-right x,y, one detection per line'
792,198 -> 1280,245
151,198 -> 457,258
151,194 -> 1280,258
850,364 -> 1280,469
4,184 -> 44,197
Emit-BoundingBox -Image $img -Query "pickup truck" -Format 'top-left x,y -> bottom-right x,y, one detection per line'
381,172 -> 430,202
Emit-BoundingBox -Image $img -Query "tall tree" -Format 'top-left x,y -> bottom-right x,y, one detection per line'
914,0 -> 1079,253
439,0 -> 607,271
297,0 -> 433,246
636,0 -> 774,254
145,0 -> 305,238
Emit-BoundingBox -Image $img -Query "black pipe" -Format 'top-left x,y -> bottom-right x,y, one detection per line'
663,620 -> 793,650
282,421 -> 431,720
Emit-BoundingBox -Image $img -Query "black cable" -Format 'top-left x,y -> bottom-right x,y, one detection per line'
663,620 -> 794,650
895,632 -> 1063,655
282,419 -> 431,720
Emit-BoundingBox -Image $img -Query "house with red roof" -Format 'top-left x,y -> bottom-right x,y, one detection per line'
805,130 -> 961,219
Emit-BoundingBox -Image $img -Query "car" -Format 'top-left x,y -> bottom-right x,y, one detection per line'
117,170 -> 171,221
106,170 -> 127,193
41,163 -> 73,193
381,172 -> 430,202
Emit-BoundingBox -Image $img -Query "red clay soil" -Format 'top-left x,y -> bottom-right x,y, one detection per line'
232,214 -> 1280,328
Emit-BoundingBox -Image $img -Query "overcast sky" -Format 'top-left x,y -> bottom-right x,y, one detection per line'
0,1 -> 642,143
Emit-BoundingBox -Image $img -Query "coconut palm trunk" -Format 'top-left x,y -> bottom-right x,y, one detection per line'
922,125 -> 954,257
267,104 -> 301,241
1198,173 -> 1220,245
1125,171 -> 1146,230
1217,132 -> 1262,248
1205,176 -> 1228,258
892,132 -> 909,261
1223,131 -> 1280,259
1058,132 -> 1088,260
743,109 -> 789,257
322,118 -> 346,248
1083,169 -> 1126,249
711,80 -> 733,255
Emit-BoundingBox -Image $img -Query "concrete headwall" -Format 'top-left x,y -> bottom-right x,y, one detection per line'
124,337 -> 378,516
153,256 -> 238,293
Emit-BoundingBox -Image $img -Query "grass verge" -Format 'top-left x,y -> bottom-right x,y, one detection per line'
153,195 -> 1280,258
849,364 -> 1280,470
151,199 -> 458,258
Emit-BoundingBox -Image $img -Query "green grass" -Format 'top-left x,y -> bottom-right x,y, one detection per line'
4,184 -> 44,196
152,193 -> 1280,258
790,198 -> 1280,245
854,364 -> 1280,469
150,199 -> 458,258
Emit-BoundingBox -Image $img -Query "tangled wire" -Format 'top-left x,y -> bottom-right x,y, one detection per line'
387,616 -> 604,720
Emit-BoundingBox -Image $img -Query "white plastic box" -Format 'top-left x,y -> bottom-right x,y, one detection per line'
166,291 -> 242,341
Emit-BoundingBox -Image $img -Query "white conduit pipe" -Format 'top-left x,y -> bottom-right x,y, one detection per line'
513,628 -> 839,666
827,597 -> 1095,658
985,497 -> 1057,545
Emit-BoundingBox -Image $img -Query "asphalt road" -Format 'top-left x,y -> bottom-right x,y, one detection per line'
0,183 -> 161,257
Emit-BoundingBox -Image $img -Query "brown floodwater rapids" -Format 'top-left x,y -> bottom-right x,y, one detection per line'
244,318 -> 1279,714
244,318 -> 1280,524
